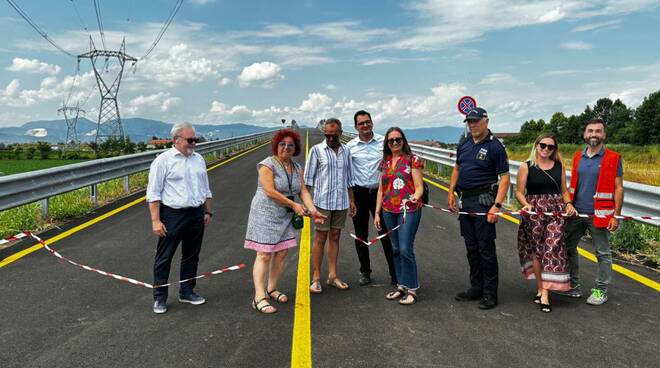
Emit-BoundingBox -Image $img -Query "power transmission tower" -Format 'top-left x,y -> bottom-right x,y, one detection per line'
78,37 -> 137,145
57,104 -> 85,153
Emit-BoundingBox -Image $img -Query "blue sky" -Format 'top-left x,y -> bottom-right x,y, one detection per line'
1,0 -> 659,132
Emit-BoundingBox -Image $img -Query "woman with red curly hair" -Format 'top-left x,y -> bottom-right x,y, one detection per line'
244,129 -> 325,314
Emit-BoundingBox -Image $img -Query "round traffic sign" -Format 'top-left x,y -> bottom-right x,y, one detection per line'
457,96 -> 477,115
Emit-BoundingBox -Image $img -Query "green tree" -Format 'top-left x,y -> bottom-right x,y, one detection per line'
633,90 -> 660,144
36,142 -> 52,159
137,142 -> 147,152
607,99 -> 634,143
26,146 -> 36,159
14,146 -> 23,159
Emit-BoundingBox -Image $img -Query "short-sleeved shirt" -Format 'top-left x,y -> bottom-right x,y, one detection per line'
146,147 -> 212,208
456,131 -> 509,191
347,133 -> 384,188
303,140 -> 353,211
573,146 -> 624,214
380,154 -> 424,213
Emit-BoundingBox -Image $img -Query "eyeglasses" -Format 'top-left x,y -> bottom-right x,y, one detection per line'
182,137 -> 200,144
357,120 -> 372,127
538,143 -> 556,151
325,134 -> 339,140
387,137 -> 403,145
278,142 -> 295,149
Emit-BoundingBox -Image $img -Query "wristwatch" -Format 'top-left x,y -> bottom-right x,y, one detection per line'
205,211 -> 214,217
494,203 -> 502,208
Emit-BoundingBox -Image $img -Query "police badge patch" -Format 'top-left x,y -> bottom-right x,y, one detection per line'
477,147 -> 488,160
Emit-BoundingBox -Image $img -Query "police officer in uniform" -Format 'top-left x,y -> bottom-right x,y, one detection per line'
448,107 -> 511,309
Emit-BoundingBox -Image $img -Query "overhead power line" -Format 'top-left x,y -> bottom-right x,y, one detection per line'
93,0 -> 107,49
141,0 -> 184,59
69,0 -> 92,38
5,0 -> 76,57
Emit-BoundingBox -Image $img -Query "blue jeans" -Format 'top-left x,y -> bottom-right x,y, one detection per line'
383,209 -> 422,290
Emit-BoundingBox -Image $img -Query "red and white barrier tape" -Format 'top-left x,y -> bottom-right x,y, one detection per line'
420,203 -> 660,220
350,200 -> 411,246
1,231 -> 245,289
348,199 -> 659,246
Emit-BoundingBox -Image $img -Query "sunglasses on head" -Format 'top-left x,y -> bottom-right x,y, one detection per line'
183,137 -> 200,144
325,134 -> 339,140
538,142 -> 556,150
278,141 -> 295,149
387,137 -> 403,145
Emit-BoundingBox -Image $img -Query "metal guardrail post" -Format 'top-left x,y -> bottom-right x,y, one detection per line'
40,198 -> 49,218
91,184 -> 97,205
124,175 -> 130,194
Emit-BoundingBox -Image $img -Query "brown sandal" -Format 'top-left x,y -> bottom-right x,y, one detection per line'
386,288 -> 405,300
252,297 -> 277,314
326,276 -> 349,290
310,279 -> 323,294
399,292 -> 417,305
268,289 -> 288,303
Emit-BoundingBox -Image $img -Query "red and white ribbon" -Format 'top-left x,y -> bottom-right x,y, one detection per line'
420,204 -> 660,220
1,231 -> 245,289
350,199 -> 413,246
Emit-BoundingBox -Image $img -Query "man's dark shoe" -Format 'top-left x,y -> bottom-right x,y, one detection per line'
179,291 -> 206,305
153,299 -> 167,314
359,272 -> 372,286
455,290 -> 482,301
478,295 -> 498,310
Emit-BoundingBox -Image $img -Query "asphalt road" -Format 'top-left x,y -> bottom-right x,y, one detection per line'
1,129 -> 658,368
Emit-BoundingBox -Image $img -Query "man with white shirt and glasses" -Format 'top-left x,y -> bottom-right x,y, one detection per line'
146,122 -> 213,314
347,110 -> 397,286
305,118 -> 357,293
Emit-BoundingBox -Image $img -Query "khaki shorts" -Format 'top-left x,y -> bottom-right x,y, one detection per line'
314,208 -> 348,231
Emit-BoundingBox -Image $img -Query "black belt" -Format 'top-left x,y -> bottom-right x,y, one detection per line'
355,185 -> 379,192
459,184 -> 497,198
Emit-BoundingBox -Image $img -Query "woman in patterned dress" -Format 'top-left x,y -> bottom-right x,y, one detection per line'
374,127 -> 424,305
516,133 -> 576,312
244,129 -> 325,314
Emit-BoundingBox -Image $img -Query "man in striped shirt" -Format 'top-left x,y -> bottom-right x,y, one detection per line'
305,118 -> 357,293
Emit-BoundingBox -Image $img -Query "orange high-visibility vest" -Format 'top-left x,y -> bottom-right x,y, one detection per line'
569,149 -> 621,228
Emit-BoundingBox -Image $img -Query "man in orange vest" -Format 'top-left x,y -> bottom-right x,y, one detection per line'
559,117 -> 624,305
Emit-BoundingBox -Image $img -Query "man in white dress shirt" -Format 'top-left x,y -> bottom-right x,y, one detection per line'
346,110 -> 397,286
146,122 -> 213,314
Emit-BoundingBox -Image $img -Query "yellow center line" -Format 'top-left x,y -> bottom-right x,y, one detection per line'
423,177 -> 660,292
0,141 -> 270,268
291,129 -> 312,368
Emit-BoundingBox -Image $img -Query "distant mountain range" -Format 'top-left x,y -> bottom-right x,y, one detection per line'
0,118 -> 277,144
0,118 -> 465,144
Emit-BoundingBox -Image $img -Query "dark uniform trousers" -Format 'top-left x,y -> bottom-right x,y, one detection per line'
351,185 -> 397,283
458,195 -> 499,298
153,204 -> 205,301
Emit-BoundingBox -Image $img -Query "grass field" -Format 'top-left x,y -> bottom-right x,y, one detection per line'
0,159 -> 89,176
506,144 -> 660,186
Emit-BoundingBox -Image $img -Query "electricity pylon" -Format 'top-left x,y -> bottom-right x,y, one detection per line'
58,104 -> 85,152
78,37 -> 137,145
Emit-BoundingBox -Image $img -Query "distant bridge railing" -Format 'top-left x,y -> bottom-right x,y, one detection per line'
0,131 -> 275,216
342,132 -> 660,226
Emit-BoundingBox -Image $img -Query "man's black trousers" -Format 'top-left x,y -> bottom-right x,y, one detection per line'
153,205 -> 205,301
351,186 -> 397,283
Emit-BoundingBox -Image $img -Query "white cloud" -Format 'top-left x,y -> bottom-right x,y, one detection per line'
131,43 -> 222,87
479,73 -> 514,85
125,92 -> 181,115
362,59 -> 396,66
218,77 -> 231,86
299,92 -> 332,112
7,58 -> 61,75
190,0 -> 214,5
306,21 -> 393,44
560,41 -> 594,50
5,79 -> 20,96
261,23 -> 304,38
571,19 -> 621,32
325,84 -> 337,90
387,0 -> 658,50
237,61 -> 283,87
